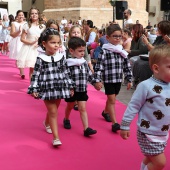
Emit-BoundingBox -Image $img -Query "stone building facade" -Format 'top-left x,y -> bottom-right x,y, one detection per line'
43,0 -> 148,28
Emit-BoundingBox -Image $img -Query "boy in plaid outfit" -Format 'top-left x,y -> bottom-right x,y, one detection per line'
93,24 -> 132,132
64,37 -> 97,137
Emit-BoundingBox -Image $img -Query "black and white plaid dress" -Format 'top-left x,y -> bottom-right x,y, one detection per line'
28,52 -> 75,100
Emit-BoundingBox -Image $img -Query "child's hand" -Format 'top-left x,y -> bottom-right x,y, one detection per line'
120,130 -> 130,140
127,82 -> 132,90
70,89 -> 74,97
94,82 -> 103,90
32,92 -> 39,98
163,34 -> 170,44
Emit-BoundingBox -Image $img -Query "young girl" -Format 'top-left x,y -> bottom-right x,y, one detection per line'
93,24 -> 132,131
0,19 -> 4,53
9,10 -> 27,78
1,14 -> 10,55
38,19 -> 66,133
28,28 -> 74,146
122,28 -> 132,50
67,25 -> 94,110
120,44 -> 170,170
17,7 -> 46,81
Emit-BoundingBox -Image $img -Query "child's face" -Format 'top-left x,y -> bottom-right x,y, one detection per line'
42,35 -> 61,55
17,12 -> 24,22
106,30 -> 122,45
69,46 -> 85,59
154,57 -> 170,83
50,24 -> 59,31
70,27 -> 81,38
122,31 -> 128,39
30,9 -> 39,22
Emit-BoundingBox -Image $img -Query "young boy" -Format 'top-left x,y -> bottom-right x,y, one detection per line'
120,44 -> 170,170
93,24 -> 132,132
64,37 -> 97,137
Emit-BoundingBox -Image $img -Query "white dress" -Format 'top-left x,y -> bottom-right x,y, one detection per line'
17,23 -> 46,68
9,21 -> 27,59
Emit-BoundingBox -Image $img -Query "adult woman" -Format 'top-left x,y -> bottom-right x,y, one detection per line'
132,21 -> 170,87
126,24 -> 148,57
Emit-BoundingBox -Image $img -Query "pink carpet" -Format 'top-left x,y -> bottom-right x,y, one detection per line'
0,55 -> 170,170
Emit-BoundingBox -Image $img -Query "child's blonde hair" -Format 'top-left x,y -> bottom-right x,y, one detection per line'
149,44 -> 170,69
68,25 -> 83,40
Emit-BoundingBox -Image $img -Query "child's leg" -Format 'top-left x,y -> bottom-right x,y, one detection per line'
44,99 -> 60,140
77,101 -> 88,130
65,102 -> 74,119
146,153 -> 166,170
140,156 -> 149,170
78,101 -> 97,136
29,67 -> 34,81
45,99 -> 61,126
105,94 -> 117,124
63,101 -> 74,129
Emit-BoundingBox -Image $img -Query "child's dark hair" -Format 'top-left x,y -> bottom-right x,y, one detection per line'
68,37 -> 86,50
123,28 -> 132,37
106,24 -> 122,36
38,28 -> 61,50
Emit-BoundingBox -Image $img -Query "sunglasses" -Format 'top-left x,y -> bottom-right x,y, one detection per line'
124,13 -> 127,14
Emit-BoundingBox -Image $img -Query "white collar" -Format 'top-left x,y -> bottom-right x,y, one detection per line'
66,58 -> 86,66
102,43 -> 128,58
38,52 -> 64,62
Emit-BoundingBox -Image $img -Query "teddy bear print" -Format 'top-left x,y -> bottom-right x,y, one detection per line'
140,119 -> 150,129
165,98 -> 170,106
152,85 -> 163,94
153,110 -> 164,120
146,98 -> 154,104
161,125 -> 169,131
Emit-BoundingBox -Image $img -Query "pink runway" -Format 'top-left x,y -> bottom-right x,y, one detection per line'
0,55 -> 170,170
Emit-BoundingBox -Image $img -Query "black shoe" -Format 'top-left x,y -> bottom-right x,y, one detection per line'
73,104 -> 78,111
84,127 -> 97,137
63,119 -> 71,129
112,123 -> 120,132
102,111 -> 111,122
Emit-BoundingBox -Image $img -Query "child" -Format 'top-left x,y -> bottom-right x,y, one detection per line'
17,7 -> 46,81
64,37 -> 97,137
1,14 -> 10,55
120,44 -> 170,170
122,28 -> 132,50
93,24 -> 132,132
0,19 -> 4,53
28,28 -> 74,146
68,25 -> 94,111
9,10 -> 26,78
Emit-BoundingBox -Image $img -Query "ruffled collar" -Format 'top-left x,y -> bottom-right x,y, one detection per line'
102,43 -> 128,58
66,58 -> 86,66
38,52 -> 64,62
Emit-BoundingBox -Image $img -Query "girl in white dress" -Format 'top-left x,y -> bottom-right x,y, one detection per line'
17,7 -> 46,81
1,14 -> 10,55
0,19 -> 4,53
9,10 -> 26,78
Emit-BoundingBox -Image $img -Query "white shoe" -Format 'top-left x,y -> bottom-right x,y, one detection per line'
43,121 -> 52,134
53,139 -> 62,146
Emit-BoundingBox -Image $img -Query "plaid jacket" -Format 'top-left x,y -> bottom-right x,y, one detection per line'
66,59 -> 93,92
93,48 -> 132,83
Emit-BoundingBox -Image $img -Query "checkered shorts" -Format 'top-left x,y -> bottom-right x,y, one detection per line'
137,130 -> 167,156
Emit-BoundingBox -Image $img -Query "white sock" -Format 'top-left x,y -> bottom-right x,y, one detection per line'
144,165 -> 148,170
140,162 -> 146,170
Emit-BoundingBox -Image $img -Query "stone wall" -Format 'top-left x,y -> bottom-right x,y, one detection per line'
43,0 -> 148,28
